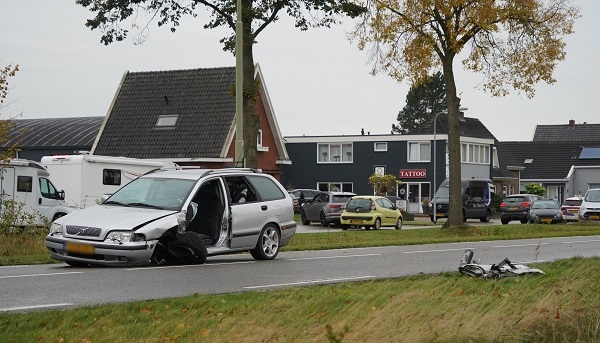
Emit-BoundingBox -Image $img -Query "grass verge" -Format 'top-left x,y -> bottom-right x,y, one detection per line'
1,257 -> 599,342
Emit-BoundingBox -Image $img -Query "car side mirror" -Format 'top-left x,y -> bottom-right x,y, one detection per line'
186,202 -> 198,223
57,190 -> 65,200
100,194 -> 112,203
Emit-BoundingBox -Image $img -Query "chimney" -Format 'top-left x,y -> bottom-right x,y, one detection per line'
568,119 -> 575,128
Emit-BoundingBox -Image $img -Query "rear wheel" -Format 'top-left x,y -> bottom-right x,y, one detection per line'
480,210 -> 491,222
250,224 -> 280,260
320,212 -> 329,227
341,225 -> 350,230
170,231 -> 207,265
65,261 -> 88,267
373,218 -> 382,230
462,211 -> 467,222
520,219 -> 528,224
501,218 -> 509,225
301,210 -> 310,225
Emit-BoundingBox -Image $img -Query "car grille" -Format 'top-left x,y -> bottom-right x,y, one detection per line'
66,225 -> 102,237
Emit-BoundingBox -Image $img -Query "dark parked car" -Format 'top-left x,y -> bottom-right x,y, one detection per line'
528,199 -> 563,224
301,191 -> 356,227
289,189 -> 320,208
499,194 -> 542,224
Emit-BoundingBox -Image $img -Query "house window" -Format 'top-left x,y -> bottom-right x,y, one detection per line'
408,142 -> 430,162
374,166 -> 386,175
317,182 -> 353,192
156,114 -> 178,127
460,143 -> 490,164
374,142 -> 387,152
318,143 -> 353,163
257,129 -> 263,147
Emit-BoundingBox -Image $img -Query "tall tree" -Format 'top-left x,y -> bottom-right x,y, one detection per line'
0,64 -> 20,162
75,0 -> 364,168
392,71 -> 446,134
355,0 -> 579,228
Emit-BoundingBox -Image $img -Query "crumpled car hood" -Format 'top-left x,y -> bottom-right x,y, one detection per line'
57,204 -> 178,231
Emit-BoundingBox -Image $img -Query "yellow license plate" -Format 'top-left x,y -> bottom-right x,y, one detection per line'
436,213 -> 444,217
509,206 -> 519,211
350,219 -> 363,225
591,215 -> 600,220
541,219 -> 552,223
64,242 -> 94,255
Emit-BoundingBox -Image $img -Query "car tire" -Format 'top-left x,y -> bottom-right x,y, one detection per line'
341,225 -> 350,230
170,231 -> 208,265
501,218 -> 509,225
395,217 -> 403,230
373,218 -> 382,230
301,210 -> 310,225
65,261 -> 88,267
320,212 -> 329,227
250,224 -> 280,260
520,219 -> 528,224
480,210 -> 491,222
463,211 -> 467,222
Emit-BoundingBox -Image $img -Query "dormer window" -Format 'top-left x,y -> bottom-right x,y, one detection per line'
156,115 -> 178,127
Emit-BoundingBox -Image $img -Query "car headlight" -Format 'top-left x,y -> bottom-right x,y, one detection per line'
104,231 -> 134,243
49,222 -> 63,235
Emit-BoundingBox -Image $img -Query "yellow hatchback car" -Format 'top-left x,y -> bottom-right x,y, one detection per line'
340,196 -> 403,230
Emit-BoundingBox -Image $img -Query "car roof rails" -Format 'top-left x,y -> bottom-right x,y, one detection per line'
142,165 -> 207,175
209,167 -> 260,174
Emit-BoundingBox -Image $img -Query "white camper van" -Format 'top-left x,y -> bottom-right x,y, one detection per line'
0,159 -> 71,225
41,155 -> 176,208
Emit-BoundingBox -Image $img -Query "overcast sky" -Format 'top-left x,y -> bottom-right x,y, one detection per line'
1,0 -> 597,142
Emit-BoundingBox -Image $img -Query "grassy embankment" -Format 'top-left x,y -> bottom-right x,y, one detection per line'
1,221 -> 600,342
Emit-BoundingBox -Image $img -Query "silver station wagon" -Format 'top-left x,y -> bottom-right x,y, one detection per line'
46,168 -> 297,267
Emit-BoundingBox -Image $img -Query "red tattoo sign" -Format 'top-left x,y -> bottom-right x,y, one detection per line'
400,169 -> 426,178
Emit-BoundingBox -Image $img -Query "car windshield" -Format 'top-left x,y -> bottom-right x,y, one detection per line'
106,177 -> 196,210
585,190 -> 600,202
434,185 -> 450,197
531,200 -> 559,209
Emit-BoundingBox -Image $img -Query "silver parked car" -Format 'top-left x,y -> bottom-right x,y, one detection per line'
46,168 -> 297,267
301,191 -> 356,227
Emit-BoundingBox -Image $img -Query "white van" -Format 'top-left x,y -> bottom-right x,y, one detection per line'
578,188 -> 600,220
41,155 -> 176,209
1,159 -> 72,225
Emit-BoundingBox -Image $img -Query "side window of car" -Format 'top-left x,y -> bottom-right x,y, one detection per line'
225,176 -> 257,204
245,175 -> 285,201
379,198 -> 393,209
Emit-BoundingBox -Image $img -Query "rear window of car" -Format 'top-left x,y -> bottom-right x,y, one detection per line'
346,199 -> 372,210
332,195 -> 353,203
562,199 -> 582,206
245,175 -> 285,201
505,197 -> 527,204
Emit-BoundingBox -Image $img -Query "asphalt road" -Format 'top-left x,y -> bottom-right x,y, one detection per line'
2,234 -> 599,313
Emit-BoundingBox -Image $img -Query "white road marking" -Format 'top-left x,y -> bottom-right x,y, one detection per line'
0,303 -> 73,312
403,248 -> 475,254
491,243 -> 549,248
0,271 -> 83,279
243,276 -> 376,289
288,253 -> 381,261
126,260 -> 256,271
561,239 -> 600,244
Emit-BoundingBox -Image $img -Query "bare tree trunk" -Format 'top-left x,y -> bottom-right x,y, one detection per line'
442,58 -> 463,228
241,14 -> 259,169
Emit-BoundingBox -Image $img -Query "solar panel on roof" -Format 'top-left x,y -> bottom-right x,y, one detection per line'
579,147 -> 600,159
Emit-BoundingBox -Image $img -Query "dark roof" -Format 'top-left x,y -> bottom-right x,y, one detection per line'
533,121 -> 600,142
493,141 -> 523,179
3,117 -> 103,148
410,114 -> 497,140
93,67 -> 236,159
501,141 -> 599,180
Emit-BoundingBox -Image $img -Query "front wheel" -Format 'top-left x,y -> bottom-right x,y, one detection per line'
250,224 -> 280,260
395,217 -> 403,230
341,224 -> 350,230
170,232 -> 207,265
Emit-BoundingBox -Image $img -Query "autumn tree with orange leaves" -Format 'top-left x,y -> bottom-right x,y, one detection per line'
354,0 -> 580,228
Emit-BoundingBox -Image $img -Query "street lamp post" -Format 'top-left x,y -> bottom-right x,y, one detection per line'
433,113 -> 439,223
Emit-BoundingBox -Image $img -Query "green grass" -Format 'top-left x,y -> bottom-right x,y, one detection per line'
1,257 -> 599,342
